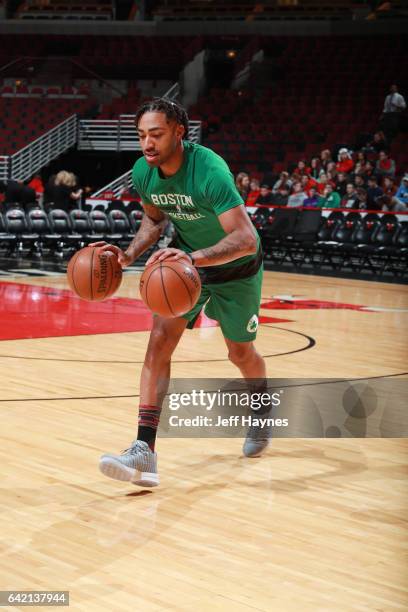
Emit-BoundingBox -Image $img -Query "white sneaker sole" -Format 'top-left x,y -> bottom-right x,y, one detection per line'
99,457 -> 159,487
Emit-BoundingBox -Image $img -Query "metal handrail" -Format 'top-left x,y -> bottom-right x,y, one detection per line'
8,114 -> 78,181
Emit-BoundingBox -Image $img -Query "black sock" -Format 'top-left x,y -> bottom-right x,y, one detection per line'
137,404 -> 162,451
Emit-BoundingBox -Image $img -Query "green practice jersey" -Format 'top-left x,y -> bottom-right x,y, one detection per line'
132,141 -> 258,268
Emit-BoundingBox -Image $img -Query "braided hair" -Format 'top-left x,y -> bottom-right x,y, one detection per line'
134,97 -> 189,139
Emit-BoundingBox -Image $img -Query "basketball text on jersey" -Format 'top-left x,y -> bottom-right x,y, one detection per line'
150,193 -> 205,221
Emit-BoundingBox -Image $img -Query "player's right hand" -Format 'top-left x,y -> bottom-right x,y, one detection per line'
88,241 -> 133,268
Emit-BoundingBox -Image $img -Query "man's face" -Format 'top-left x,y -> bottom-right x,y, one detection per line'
137,111 -> 184,167
325,185 -> 333,196
391,85 -> 398,94
338,173 -> 345,181
346,184 -> 354,195
355,176 -> 363,186
260,187 -> 269,197
379,151 -> 387,160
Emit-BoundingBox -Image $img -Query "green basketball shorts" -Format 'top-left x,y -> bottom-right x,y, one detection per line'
182,266 -> 263,343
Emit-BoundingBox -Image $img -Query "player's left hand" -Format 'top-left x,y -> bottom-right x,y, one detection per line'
146,248 -> 192,266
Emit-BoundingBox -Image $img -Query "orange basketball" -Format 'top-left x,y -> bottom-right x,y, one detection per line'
67,246 -> 122,301
139,260 -> 201,317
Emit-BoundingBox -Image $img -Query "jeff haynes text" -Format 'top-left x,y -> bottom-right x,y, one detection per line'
168,415 -> 289,427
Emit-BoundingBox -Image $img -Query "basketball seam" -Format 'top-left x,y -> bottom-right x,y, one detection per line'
143,266 -> 156,312
160,264 -> 195,310
159,263 -> 176,317
106,253 -> 114,298
90,247 -> 95,301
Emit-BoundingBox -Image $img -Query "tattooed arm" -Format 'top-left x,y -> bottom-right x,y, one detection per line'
192,205 -> 258,267
124,204 -> 168,263
90,203 -> 168,267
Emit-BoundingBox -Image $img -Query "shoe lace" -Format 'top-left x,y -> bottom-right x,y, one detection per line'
121,440 -> 148,456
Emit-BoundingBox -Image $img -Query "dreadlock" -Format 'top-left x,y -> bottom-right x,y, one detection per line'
134,97 -> 189,139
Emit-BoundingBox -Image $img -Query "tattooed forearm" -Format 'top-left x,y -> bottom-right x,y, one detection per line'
192,229 -> 257,267
125,213 -> 168,263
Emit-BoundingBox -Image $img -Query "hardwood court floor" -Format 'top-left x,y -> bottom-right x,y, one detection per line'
0,270 -> 406,611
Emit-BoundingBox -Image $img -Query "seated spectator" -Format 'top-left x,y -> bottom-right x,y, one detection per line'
255,184 -> 274,206
336,148 -> 354,174
317,172 -> 330,194
319,184 -> 341,209
366,176 -> 384,209
246,178 -> 260,206
376,151 -> 396,178
272,171 -> 292,194
355,151 -> 367,165
0,179 -> 36,209
382,176 -> 397,197
300,174 -> 318,196
287,182 -> 307,208
341,183 -> 359,209
235,172 -> 250,201
354,174 -> 367,189
303,187 -> 321,208
44,170 -> 82,212
378,194 -> 408,213
363,160 -> 375,180
369,131 -> 388,153
326,161 -> 338,178
310,157 -> 321,180
335,172 -> 349,197
356,188 -> 368,210
395,174 -> 408,206
28,174 -> 44,206
320,149 -> 333,172
294,160 -> 311,176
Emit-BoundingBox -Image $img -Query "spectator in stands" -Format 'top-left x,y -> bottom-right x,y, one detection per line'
300,174 -> 317,196
245,178 -> 260,207
272,171 -> 292,194
310,157 -> 321,180
336,148 -> 354,174
326,161 -> 337,178
319,184 -> 341,209
0,179 -> 36,209
356,151 -> 367,165
255,184 -> 274,206
320,149 -> 332,172
367,131 -> 388,153
45,170 -> 82,211
335,172 -> 349,197
363,160 -> 375,179
303,187 -> 321,208
378,194 -> 408,213
376,150 -> 396,178
287,182 -> 307,208
366,176 -> 384,209
380,84 -> 407,141
317,172 -> 329,195
382,176 -> 397,197
341,184 -> 359,209
354,174 -> 367,189
294,160 -> 310,176
356,188 -> 368,210
395,175 -> 408,206
235,172 -> 250,201
28,174 -> 44,206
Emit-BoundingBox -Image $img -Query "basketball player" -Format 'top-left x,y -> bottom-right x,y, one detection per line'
94,98 -> 270,487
